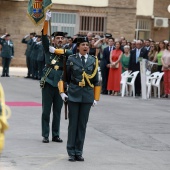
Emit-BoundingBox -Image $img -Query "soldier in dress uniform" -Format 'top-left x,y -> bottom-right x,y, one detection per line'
58,37 -> 101,162
41,11 -> 72,143
0,33 -> 14,77
31,35 -> 42,79
22,32 -> 36,78
37,39 -> 45,80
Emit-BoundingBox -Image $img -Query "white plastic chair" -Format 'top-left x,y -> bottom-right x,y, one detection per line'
146,72 -> 160,98
126,71 -> 139,97
151,72 -> 164,98
120,71 -> 131,97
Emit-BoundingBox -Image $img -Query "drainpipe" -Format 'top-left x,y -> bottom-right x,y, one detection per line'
168,5 -> 170,41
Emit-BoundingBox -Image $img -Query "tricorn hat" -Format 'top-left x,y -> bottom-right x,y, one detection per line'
51,32 -> 66,37
105,33 -> 112,38
30,32 -> 36,36
5,33 -> 10,37
36,35 -> 41,39
72,37 -> 89,44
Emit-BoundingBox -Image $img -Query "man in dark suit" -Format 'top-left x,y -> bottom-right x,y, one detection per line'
144,39 -> 151,51
128,40 -> 148,96
101,37 -> 115,94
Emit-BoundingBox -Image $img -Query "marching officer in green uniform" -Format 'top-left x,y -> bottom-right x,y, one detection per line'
58,37 -> 101,162
0,33 -> 14,77
41,11 -> 72,143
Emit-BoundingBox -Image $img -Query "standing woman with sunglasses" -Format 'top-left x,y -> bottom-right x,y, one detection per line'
153,41 -> 166,96
148,44 -> 158,73
161,43 -> 170,98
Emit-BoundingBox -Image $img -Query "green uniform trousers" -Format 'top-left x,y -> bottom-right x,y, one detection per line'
67,101 -> 92,156
2,57 -> 11,76
41,83 -> 63,138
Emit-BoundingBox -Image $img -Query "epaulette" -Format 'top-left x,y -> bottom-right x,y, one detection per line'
68,54 -> 76,58
92,55 -> 97,59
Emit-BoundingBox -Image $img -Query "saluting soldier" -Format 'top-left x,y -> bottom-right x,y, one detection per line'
41,11 -> 72,143
37,39 -> 45,80
22,32 -> 36,78
58,37 -> 101,162
31,35 -> 42,79
0,33 -> 14,77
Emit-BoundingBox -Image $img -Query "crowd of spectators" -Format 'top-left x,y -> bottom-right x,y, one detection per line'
1,31 -> 170,98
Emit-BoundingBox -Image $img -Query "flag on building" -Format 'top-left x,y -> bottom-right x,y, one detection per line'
27,0 -> 52,26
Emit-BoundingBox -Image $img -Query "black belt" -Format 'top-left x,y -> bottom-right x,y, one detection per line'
71,80 -> 91,87
46,64 -> 63,70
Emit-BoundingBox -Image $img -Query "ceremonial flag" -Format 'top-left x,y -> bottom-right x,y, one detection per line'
27,0 -> 52,26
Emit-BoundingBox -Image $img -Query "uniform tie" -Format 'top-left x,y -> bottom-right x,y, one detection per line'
81,56 -> 85,67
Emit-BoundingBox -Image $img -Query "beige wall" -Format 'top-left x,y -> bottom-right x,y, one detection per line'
108,0 -> 136,40
137,0 -> 154,16
0,1 -> 42,67
0,0 -> 137,66
52,0 -> 108,7
152,0 -> 170,41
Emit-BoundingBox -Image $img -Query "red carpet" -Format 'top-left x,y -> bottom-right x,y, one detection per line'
5,102 -> 42,107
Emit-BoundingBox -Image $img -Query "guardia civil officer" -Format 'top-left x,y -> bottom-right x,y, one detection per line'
30,35 -> 42,79
22,32 -> 36,78
41,11 -> 72,143
0,33 -> 14,77
58,37 -> 101,162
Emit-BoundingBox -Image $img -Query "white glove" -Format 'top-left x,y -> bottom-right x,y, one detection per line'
11,56 -> 14,58
93,100 -> 97,106
32,37 -> 37,42
24,34 -> 29,39
49,46 -> 55,53
60,93 -> 68,102
1,34 -> 6,39
45,10 -> 51,21
36,41 -> 42,45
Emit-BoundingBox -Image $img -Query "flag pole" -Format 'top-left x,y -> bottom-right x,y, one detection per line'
49,18 -> 52,46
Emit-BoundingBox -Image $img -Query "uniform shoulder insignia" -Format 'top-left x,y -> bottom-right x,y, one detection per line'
69,54 -> 75,58
91,55 -> 97,59
94,56 -> 98,60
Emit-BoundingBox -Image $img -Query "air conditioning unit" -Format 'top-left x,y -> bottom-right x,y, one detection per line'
154,17 -> 169,27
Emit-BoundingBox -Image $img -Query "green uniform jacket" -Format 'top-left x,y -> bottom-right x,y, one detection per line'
37,43 -> 45,61
42,34 -> 72,87
66,54 -> 99,103
0,38 -> 14,58
21,38 -> 33,57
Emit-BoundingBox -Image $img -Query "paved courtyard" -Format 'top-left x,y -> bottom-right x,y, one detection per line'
0,67 -> 170,170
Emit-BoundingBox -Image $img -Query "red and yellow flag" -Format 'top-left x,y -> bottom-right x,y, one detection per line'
27,0 -> 52,26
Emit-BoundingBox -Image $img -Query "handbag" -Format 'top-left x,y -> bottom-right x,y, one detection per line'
115,62 -> 119,68
111,62 -> 119,69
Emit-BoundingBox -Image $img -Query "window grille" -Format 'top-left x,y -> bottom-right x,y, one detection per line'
135,19 -> 151,40
51,12 -> 78,36
79,14 -> 106,35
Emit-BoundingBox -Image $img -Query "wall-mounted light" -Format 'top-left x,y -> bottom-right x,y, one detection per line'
168,4 -> 170,13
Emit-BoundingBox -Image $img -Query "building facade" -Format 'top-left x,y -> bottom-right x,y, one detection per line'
0,0 -> 169,66
136,0 -> 170,41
